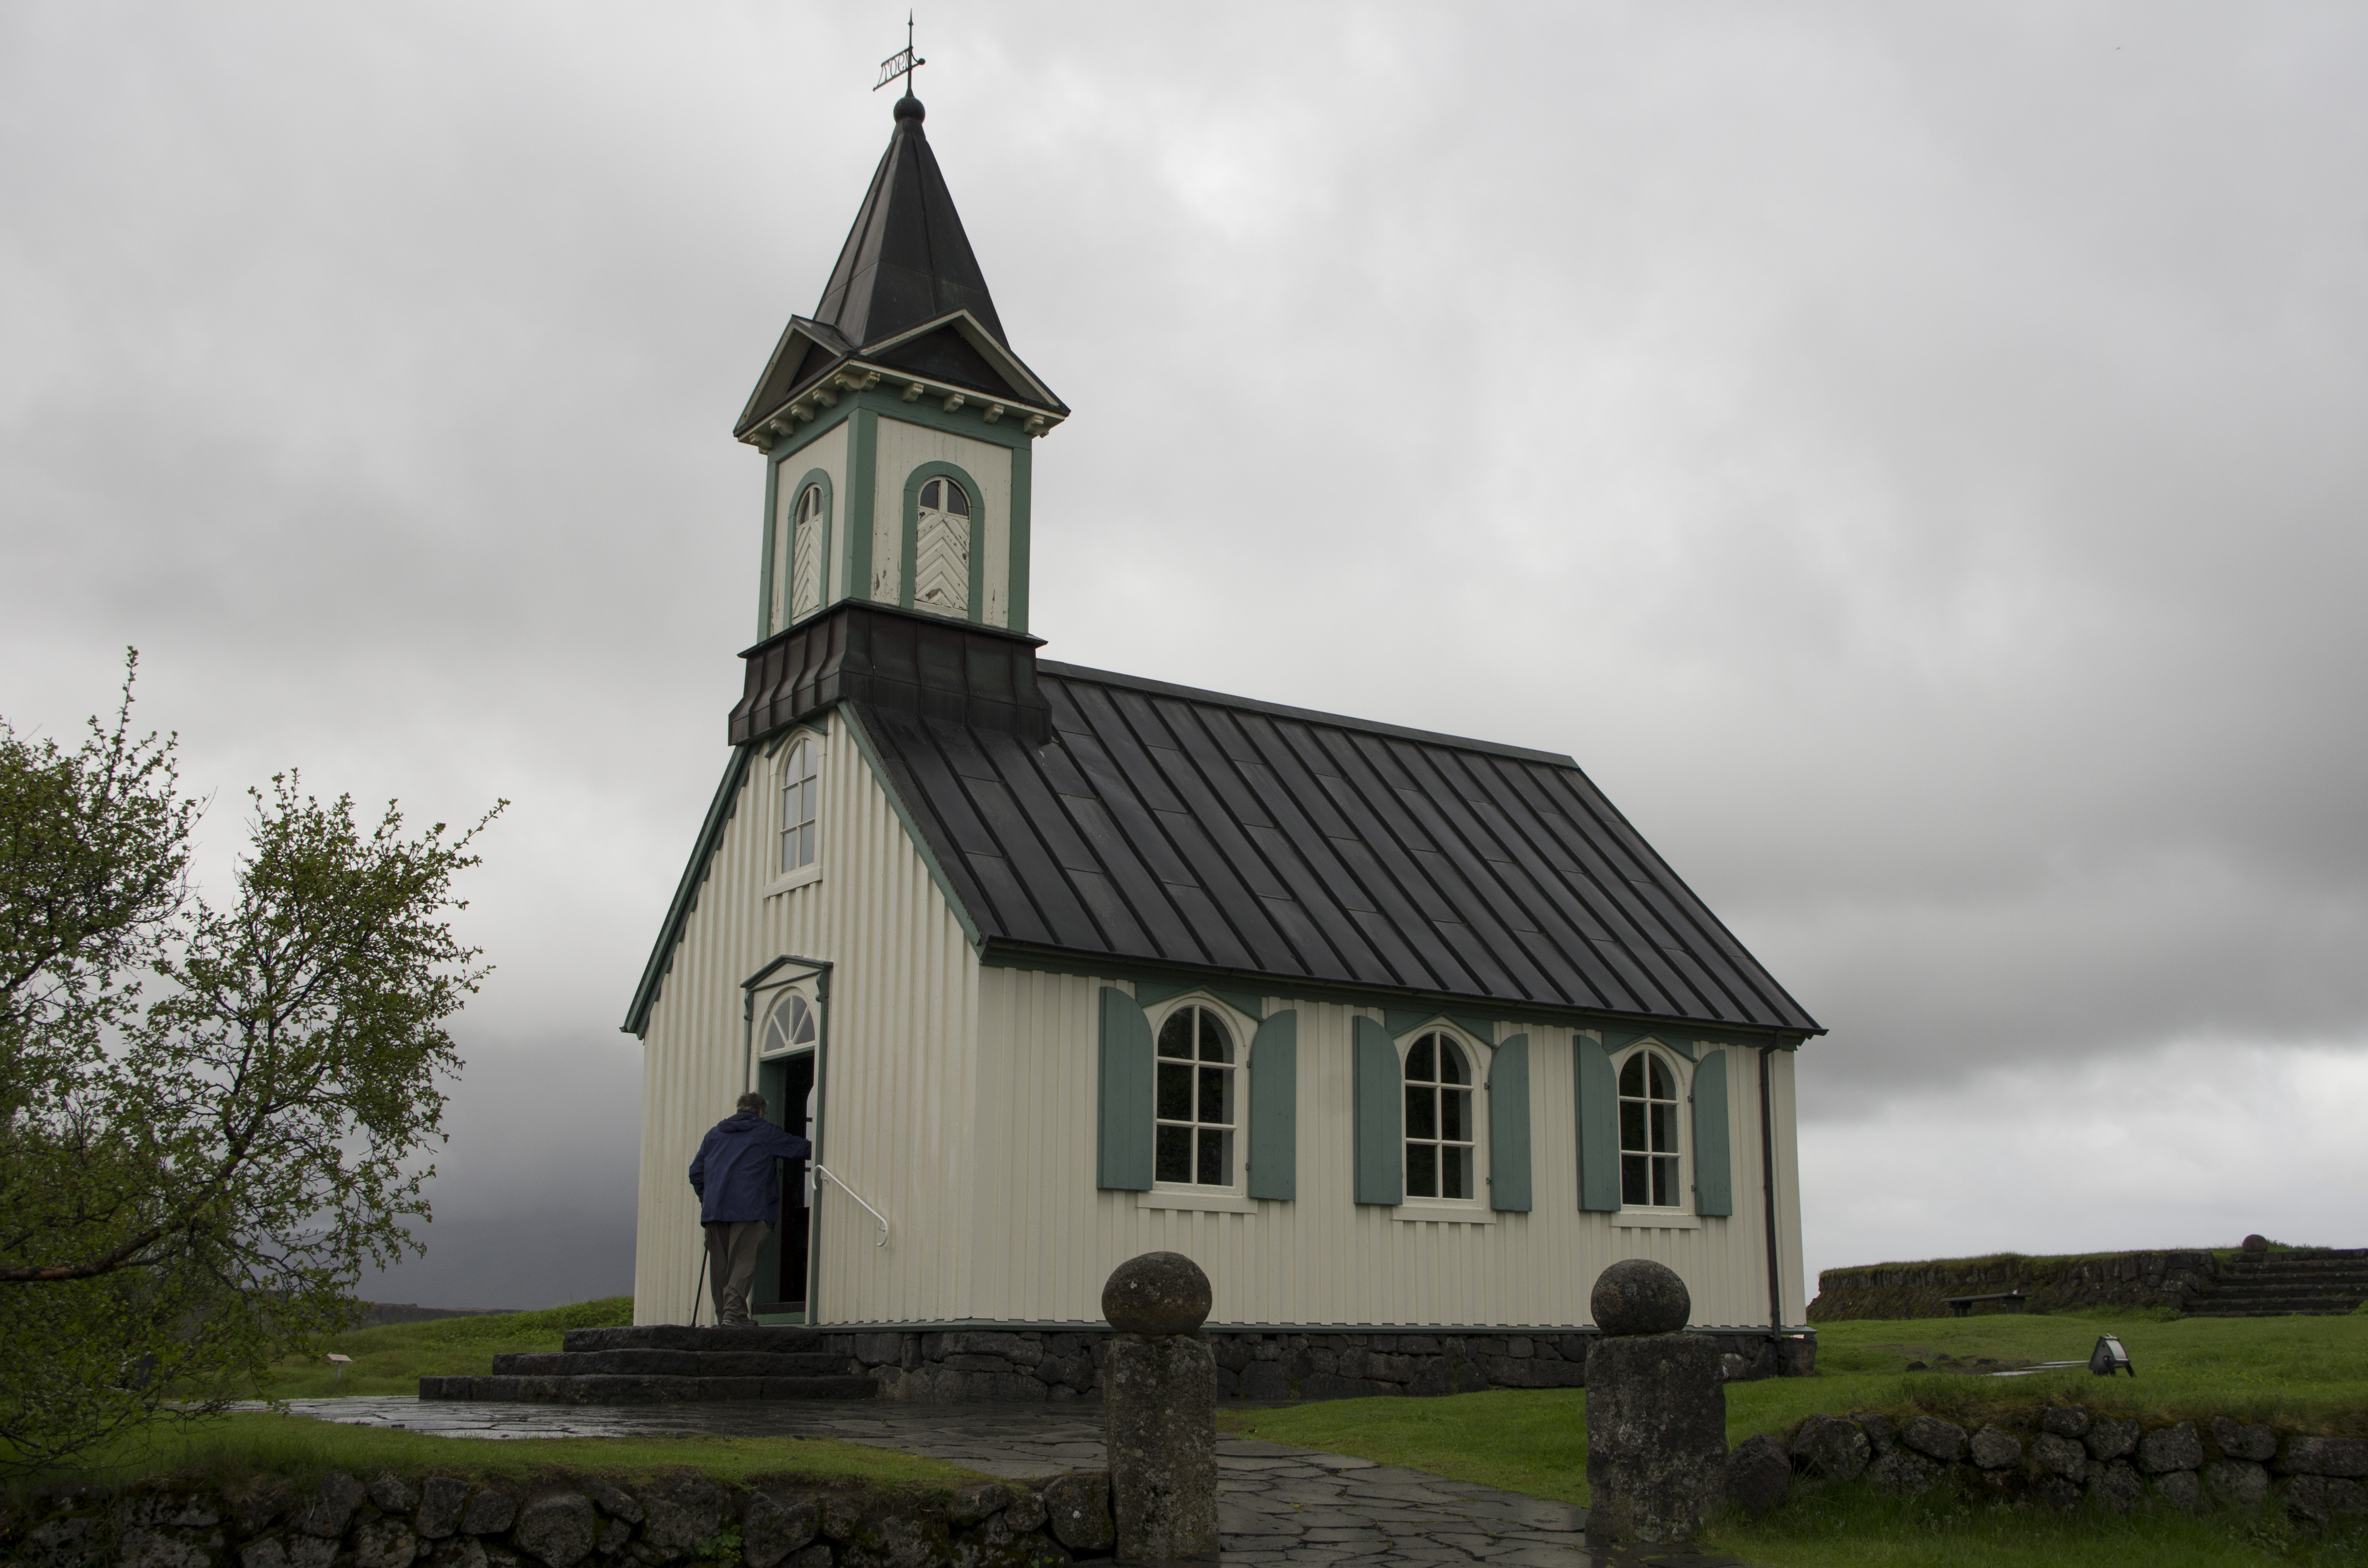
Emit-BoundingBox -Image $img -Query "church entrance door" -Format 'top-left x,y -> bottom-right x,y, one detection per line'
754,1050 -> 814,1317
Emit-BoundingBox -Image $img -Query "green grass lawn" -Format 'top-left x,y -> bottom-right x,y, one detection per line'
1220,1311 -> 2368,1568
256,1298 -> 637,1399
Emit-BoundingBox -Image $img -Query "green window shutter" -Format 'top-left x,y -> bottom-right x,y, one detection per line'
1351,1016 -> 1403,1206
1097,988 -> 1154,1191
1486,1034 -> 1532,1212
1246,1011 -> 1297,1201
1690,1049 -> 1733,1216
1575,1034 -> 1620,1212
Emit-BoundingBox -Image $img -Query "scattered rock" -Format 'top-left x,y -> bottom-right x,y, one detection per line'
2205,1459 -> 2269,1508
943,1482 -> 1005,1527
2032,1433 -> 2087,1481
1851,1412 -> 1896,1454
512,1494 -> 597,1568
1725,1434 -> 1790,1518
420,1539 -> 487,1568
2084,1417 -> 2140,1462
1969,1425 -> 2021,1470
2041,1406 -> 2090,1440
22,1516 -> 106,1568
227,1481 -> 294,1538
2279,1436 -> 2368,1478
2154,1470 -> 2201,1512
578,1482 -> 642,1527
1099,1251 -> 1212,1336
369,1476 -> 421,1517
1899,1416 -> 1968,1464
637,1477 -> 728,1557
2090,1459 -> 2145,1514
999,1489 -> 1047,1534
2241,1234 -> 2269,1254
1590,1259 -> 1691,1337
116,1528 -> 219,1568
817,1495 -> 863,1542
290,1475 -> 366,1540
2137,1422 -> 2203,1475
1788,1416 -> 1870,1482
2284,1475 -> 2368,1526
2034,1477 -> 2083,1508
458,1490 -> 517,1538
240,1534 -> 334,1568
740,1493 -> 817,1568
1867,1448 -> 1941,1497
416,1479 -> 471,1541
353,1515 -> 421,1568
1042,1474 -> 1114,1552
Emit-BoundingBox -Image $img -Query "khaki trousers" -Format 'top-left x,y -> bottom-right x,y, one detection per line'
703,1220 -> 770,1326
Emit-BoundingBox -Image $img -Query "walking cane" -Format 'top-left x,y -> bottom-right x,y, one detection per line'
691,1246 -> 709,1328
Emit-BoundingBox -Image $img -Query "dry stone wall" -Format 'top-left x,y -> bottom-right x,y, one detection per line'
1761,1407 -> 2366,1527
850,1326 -> 1814,1403
3,1467 -> 1119,1568
1809,1250 -> 2220,1320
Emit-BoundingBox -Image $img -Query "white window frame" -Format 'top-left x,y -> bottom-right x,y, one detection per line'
756,986 -> 821,1059
1609,1042 -> 1700,1229
1392,1026 -> 1493,1224
763,728 -> 824,896
1137,994 -> 1257,1213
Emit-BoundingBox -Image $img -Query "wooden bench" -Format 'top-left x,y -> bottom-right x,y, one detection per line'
1945,1290 -> 2032,1317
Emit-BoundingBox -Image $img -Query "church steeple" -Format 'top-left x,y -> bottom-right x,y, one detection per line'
812,96 -> 1006,351
737,92 -> 1066,646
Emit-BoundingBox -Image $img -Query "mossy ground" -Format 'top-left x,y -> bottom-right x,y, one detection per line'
256,1298 -> 637,1399
1220,1311 -> 2368,1567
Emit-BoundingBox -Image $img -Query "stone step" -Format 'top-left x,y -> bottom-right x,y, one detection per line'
561,1324 -> 832,1354
419,1373 -> 877,1403
489,1349 -> 852,1378
2193,1296 -> 2368,1313
2203,1284 -> 2368,1301
2186,1305 -> 2360,1317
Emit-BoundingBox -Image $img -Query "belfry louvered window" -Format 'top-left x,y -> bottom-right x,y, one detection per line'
789,483 -> 826,622
913,477 -> 971,617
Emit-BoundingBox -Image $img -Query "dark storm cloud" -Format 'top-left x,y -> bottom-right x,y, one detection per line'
4,3 -> 2363,1301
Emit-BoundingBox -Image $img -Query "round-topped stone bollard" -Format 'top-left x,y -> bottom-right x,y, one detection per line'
1102,1253 -> 1219,1565
1591,1258 -> 1692,1336
1583,1260 -> 1727,1546
1103,1250 -> 1214,1337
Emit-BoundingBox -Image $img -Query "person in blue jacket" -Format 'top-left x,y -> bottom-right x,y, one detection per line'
688,1091 -> 812,1326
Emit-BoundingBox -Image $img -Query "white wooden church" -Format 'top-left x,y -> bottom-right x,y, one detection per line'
624,90 -> 1822,1350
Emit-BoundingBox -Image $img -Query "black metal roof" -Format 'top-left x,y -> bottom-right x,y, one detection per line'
848,664 -> 1822,1036
814,97 -> 1003,352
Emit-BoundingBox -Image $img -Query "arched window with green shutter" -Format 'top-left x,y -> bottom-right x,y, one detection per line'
1690,1049 -> 1733,1216
1574,1034 -> 1620,1212
1246,1011 -> 1297,1200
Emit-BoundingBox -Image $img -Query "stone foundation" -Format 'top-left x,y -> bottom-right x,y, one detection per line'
849,1326 -> 1814,1403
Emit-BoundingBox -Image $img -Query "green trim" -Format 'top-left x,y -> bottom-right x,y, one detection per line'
1605,1027 -> 1698,1062
842,385 -> 1033,451
757,456 -> 782,641
763,407 -> 851,467
973,942 -> 1803,1047
837,705 -> 984,952
1352,1016 -> 1404,1206
1691,1048 -> 1734,1217
1487,1034 -> 1533,1213
622,747 -> 756,1037
1133,979 -> 1266,1023
1098,987 -> 1155,1190
1383,1008 -> 1498,1047
780,467 -> 836,629
1008,437 -> 1032,635
898,459 -> 988,622
1574,1035 -> 1620,1212
845,408 -> 878,604
1246,1011 -> 1297,1201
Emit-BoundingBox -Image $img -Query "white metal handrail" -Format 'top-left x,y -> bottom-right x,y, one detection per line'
812,1164 -> 890,1247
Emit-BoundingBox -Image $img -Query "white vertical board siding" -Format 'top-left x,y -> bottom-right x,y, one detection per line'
1771,1047 -> 1807,1325
970,973 -> 1796,1328
772,423 -> 848,631
630,709 -> 981,1327
868,417 -> 1014,628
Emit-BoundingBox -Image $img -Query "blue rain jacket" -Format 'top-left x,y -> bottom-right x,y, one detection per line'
688,1112 -> 812,1225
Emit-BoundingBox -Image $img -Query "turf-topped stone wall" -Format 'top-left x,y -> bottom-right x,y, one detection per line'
852,1325 -> 1815,1401
1809,1250 -> 2220,1320
1765,1407 -> 2366,1526
2,1466 -> 1116,1568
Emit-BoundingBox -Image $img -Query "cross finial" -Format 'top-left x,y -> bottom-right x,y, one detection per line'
874,12 -> 925,102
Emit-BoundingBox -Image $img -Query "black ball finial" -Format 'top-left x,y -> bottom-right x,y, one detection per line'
1102,1251 -> 1212,1336
1591,1258 -> 1692,1336
894,95 -> 925,124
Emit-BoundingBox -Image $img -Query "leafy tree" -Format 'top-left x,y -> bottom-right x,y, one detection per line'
0,654 -> 500,1468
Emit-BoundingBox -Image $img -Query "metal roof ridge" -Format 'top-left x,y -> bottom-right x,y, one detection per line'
1034,661 -> 1582,770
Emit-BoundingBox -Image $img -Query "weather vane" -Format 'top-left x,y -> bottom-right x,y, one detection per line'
875,12 -> 925,97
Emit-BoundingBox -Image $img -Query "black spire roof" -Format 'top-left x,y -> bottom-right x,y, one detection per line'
734,96 -> 1064,441
813,96 -> 1005,349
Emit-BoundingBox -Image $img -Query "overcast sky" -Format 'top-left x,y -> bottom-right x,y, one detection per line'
5,2 -> 2364,1311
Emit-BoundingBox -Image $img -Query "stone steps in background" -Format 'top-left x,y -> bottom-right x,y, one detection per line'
2188,1252 -> 2368,1318
419,1372 -> 878,1402
563,1324 -> 833,1353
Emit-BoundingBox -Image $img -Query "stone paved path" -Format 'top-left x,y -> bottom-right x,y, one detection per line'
266,1397 -> 1748,1567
